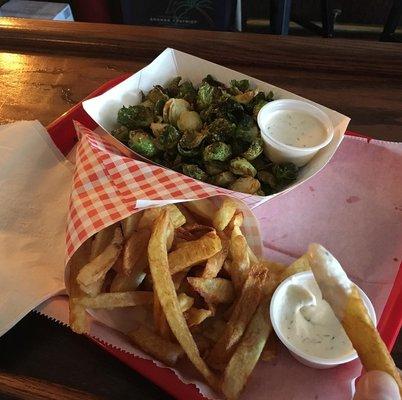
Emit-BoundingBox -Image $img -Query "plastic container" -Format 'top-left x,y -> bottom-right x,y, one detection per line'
257,99 -> 334,167
270,271 -> 377,369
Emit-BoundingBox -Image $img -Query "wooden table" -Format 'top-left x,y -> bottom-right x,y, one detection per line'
0,18 -> 401,400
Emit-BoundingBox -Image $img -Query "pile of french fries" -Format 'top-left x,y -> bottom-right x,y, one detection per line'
68,198 -> 310,399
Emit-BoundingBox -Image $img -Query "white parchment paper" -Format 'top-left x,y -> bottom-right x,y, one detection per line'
37,135 -> 402,399
0,121 -> 73,336
0,121 -> 400,399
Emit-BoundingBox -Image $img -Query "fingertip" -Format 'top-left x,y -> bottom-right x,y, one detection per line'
354,371 -> 401,400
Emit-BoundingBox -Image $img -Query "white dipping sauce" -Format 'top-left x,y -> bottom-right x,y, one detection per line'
265,110 -> 327,148
278,278 -> 354,359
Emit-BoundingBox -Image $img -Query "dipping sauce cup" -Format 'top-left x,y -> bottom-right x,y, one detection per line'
257,100 -> 334,167
270,271 -> 376,369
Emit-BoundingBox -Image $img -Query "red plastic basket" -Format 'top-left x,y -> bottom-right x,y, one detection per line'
47,75 -> 402,400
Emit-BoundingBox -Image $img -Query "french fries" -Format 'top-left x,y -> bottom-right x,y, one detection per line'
168,231 -> 222,274
110,268 -> 146,292
183,198 -> 216,222
222,269 -> 277,399
76,291 -> 152,309
121,212 -> 142,239
177,293 -> 194,313
188,277 -> 234,304
280,253 -> 311,281
222,298 -> 272,399
77,226 -> 123,291
67,198 -> 315,399
202,234 -> 229,279
202,318 -> 227,342
260,333 -> 280,362
68,239 -> 91,334
207,264 -> 268,370
185,307 -> 212,328
138,204 -> 185,230
90,223 -> 117,259
176,203 -> 197,225
154,291 -> 170,339
228,232 -> 250,292
128,323 -> 183,366
122,228 -> 150,275
148,210 -> 219,390
213,198 -> 237,231
226,212 -> 243,232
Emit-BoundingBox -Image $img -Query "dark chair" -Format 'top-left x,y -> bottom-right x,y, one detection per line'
270,0 -> 340,37
380,0 -> 402,42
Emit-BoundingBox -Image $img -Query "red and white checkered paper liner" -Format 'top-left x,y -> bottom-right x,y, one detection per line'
66,122 -> 262,262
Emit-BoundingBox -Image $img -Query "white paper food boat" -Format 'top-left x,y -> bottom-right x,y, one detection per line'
83,48 -> 350,207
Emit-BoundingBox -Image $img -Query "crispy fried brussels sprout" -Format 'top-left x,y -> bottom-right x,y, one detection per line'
257,170 -> 277,188
201,97 -> 244,124
251,155 -> 271,170
245,91 -> 272,116
111,125 -> 129,143
179,130 -> 207,150
177,142 -> 200,158
177,130 -> 207,158
117,105 -> 154,129
229,157 -> 257,177
163,98 -> 191,126
177,81 -> 197,104
249,91 -> 265,106
154,99 -> 167,116
177,111 -> 202,132
273,163 -> 298,182
166,76 -> 182,97
230,140 -> 249,157
218,98 -> 244,123
182,164 -> 208,182
140,99 -> 154,109
205,118 -> 235,143
162,148 -> 181,167
253,100 -> 268,119
210,171 -> 236,187
229,177 -> 261,194
202,74 -> 225,88
146,86 -> 168,104
234,115 -> 259,142
204,161 -> 227,175
230,79 -> 250,92
128,130 -> 158,158
196,81 -> 216,111
266,90 -> 274,101
203,142 -> 232,162
242,137 -> 264,160
114,75 -> 302,194
155,125 -> 181,150
150,122 -> 168,137
233,89 -> 258,105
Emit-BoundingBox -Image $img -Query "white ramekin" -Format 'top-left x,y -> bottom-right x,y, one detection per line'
269,271 -> 376,369
257,99 -> 334,167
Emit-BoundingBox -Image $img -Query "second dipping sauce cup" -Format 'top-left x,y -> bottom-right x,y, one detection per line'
270,271 -> 377,369
257,99 -> 334,167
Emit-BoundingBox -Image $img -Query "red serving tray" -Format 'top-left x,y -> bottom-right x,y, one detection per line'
47,75 -> 402,400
